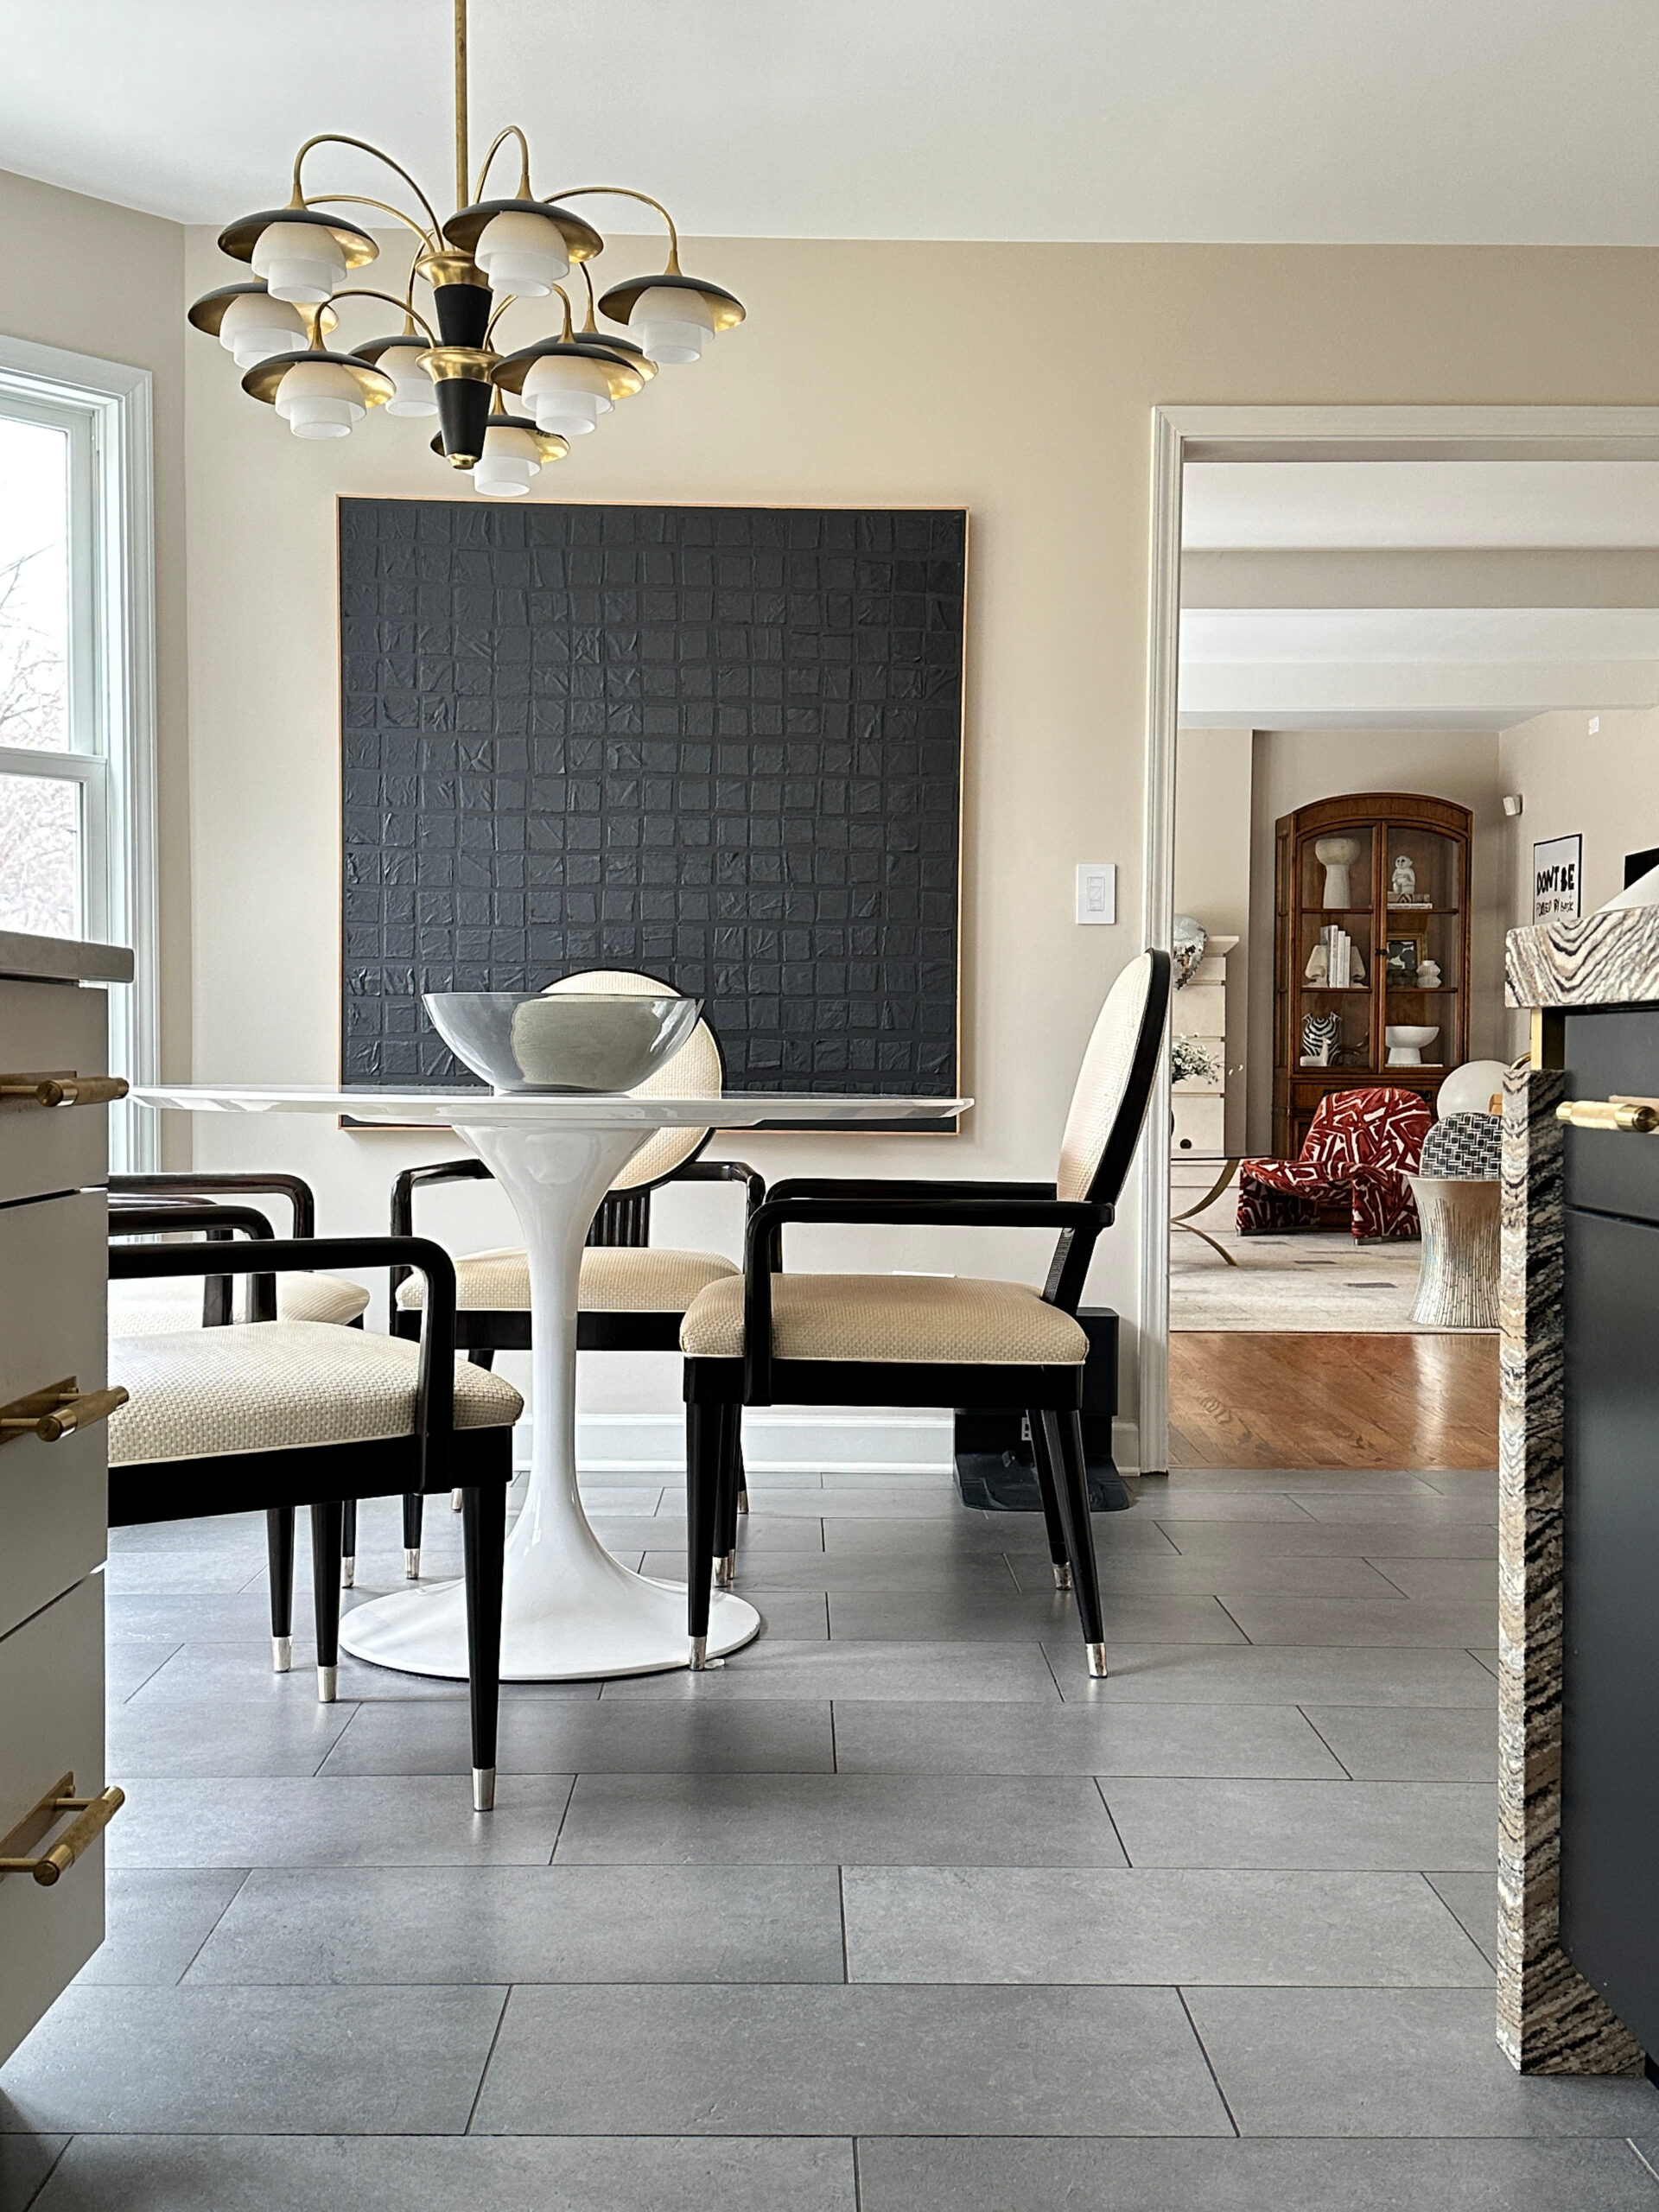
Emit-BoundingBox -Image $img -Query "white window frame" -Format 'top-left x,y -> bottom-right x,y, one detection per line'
0,334 -> 159,1169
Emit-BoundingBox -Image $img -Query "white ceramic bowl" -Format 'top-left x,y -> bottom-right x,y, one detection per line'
1384,1023 -> 1440,1066
424,990 -> 702,1093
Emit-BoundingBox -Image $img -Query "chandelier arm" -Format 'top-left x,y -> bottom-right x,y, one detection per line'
301,193 -> 437,256
328,289 -> 440,345
473,125 -> 532,207
291,135 -> 446,242
542,186 -> 682,271
483,295 -> 519,344
578,264 -> 601,330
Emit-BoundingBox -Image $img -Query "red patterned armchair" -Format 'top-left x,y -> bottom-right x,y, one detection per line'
1236,1087 -> 1433,1242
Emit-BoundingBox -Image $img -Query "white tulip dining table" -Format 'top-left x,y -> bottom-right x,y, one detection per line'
134,1084 -> 969,1681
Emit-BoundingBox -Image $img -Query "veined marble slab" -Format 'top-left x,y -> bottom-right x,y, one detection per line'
1507,905 -> 1659,1009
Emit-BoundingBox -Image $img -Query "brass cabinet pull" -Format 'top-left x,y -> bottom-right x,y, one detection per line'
1556,1097 -> 1659,1134
0,1771 -> 124,1886
0,1072 -> 128,1110
0,1376 -> 129,1447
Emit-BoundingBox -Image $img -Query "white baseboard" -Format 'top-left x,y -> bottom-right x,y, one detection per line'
512,1410 -> 1143,1480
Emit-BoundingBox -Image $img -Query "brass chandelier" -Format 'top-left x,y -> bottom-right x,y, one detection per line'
187,0 -> 745,497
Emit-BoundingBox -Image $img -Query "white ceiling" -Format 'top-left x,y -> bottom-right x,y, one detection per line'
9,0 -> 1659,241
1184,462 -> 1659,550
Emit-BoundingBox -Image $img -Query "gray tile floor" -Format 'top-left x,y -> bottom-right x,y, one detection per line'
4,1462 -> 1658,2210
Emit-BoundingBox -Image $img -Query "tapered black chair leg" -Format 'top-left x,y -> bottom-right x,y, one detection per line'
735,1433 -> 749,1515
310,1500 -> 346,1704
403,1489 -> 424,1579
461,1481 -> 506,1812
454,1353 -> 495,1513
1042,1408 -> 1107,1677
713,1406 -> 741,1586
1026,1409 -> 1074,1591
340,1498 -> 357,1588
686,1398 -> 723,1668
266,1506 -> 295,1672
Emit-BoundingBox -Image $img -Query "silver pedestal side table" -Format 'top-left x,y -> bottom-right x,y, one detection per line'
1405,1173 -> 1500,1329
137,1082 -> 967,1681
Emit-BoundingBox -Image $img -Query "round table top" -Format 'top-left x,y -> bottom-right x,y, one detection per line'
134,1084 -> 970,1129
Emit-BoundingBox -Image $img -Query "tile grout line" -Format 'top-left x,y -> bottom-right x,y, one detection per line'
1093,1777 -> 1133,1866
1625,2136 -> 1659,2184
837,1864 -> 851,1984
1176,1985 -> 1241,2138
461,1985 -> 513,2136
19,2133 -> 72,2212
1294,1707 -> 1356,1780
1211,1597 -> 1254,1647
172,1865 -> 255,1986
850,2133 -> 865,2210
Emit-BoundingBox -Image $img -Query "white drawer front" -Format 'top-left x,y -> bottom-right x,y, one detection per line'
0,1191 -> 108,1640
0,1574 -> 105,2067
0,977 -> 111,1205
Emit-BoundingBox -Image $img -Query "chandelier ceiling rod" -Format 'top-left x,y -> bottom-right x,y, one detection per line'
185,0 -> 748,498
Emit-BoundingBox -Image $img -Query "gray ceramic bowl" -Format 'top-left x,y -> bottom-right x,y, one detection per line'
424,990 -> 702,1094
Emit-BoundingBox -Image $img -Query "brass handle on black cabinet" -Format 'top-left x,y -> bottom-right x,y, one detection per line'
0,1073 -> 128,1109
0,1377 -> 129,1446
0,1771 -> 124,1886
1556,1097 -> 1659,1134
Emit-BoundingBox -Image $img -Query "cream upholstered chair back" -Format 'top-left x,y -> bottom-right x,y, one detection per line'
543,969 -> 723,1191
1054,950 -> 1170,1205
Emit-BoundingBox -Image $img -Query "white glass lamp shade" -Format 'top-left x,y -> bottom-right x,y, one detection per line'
522,353 -> 614,436
218,289 -> 308,369
629,285 -> 717,365
250,219 -> 347,305
474,210 -> 571,297
274,359 -> 367,440
379,343 -> 439,417
473,421 -> 543,497
1436,1059 -> 1509,1119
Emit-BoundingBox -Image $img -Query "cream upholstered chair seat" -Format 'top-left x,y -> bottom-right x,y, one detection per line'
110,1273 -> 370,1335
397,1243 -> 738,1316
681,1273 -> 1089,1365
108,1320 -> 524,1466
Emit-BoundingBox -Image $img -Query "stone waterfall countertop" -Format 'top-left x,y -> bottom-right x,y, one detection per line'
1507,905 -> 1659,1008
0,930 -> 133,986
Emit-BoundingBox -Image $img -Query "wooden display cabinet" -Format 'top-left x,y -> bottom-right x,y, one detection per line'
1272,791 -> 1472,1159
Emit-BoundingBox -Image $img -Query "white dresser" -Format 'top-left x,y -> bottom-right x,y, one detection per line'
0,929 -> 131,2065
1170,931 -> 1238,1159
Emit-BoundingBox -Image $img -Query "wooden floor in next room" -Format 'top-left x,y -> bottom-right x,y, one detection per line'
1169,1333 -> 1501,1471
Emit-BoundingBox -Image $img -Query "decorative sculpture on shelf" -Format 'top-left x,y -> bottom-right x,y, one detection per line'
1300,1011 -> 1341,1066
1385,1023 -> 1440,1066
1390,854 -> 1429,906
1417,958 -> 1442,988
1172,913 -> 1208,989
1314,835 -> 1363,908
1304,943 -> 1329,985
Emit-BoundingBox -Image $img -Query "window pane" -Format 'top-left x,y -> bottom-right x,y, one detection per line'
0,772 -> 80,936
0,416 -> 71,752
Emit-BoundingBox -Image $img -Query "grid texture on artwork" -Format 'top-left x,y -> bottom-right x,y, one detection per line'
339,499 -> 964,1095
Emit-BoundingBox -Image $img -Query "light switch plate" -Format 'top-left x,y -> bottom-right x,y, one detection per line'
1076,863 -> 1116,925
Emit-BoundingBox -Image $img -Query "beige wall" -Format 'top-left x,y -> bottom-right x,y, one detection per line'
1243,730 -> 1506,1151
1173,727 -> 1252,1149
0,167 -> 190,1100
162,230 -> 1659,1442
1499,709 -> 1659,1047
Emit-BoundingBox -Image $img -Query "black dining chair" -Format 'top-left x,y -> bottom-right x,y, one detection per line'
387,968 -> 764,1579
677,950 -> 1172,1675
104,1231 -> 518,1808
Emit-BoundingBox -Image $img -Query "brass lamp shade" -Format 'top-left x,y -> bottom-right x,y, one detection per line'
442,197 -> 604,264
596,270 -> 745,332
238,349 -> 397,409
187,281 -> 337,342
216,206 -> 379,270
492,337 -> 646,404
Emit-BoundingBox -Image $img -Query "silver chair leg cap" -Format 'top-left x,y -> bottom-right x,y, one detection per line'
1052,1562 -> 1073,1592
451,1488 -> 464,1511
715,1551 -> 736,1588
1084,1643 -> 1109,1679
317,1663 -> 339,1704
736,1487 -> 750,1515
340,1556 -> 356,1589
688,1635 -> 724,1671
404,1548 -> 421,1580
270,1635 -> 292,1674
473,1765 -> 496,1814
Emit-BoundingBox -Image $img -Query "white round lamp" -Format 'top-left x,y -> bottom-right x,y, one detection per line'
251,219 -> 348,304
1437,1059 -> 1509,1118
474,209 -> 571,296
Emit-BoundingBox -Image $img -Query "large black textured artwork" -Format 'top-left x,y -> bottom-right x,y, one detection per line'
339,499 -> 965,1115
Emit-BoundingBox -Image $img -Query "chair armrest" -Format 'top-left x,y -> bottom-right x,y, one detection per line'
111,1172 -> 315,1238
390,1159 -> 496,1297
109,1202 -> 276,1326
735,1192 -> 1110,1402
108,1236 -> 460,1484
673,1157 -> 766,1222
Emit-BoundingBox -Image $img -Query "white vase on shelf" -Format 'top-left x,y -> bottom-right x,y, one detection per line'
1314,835 -> 1363,908
1385,1024 -> 1439,1066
